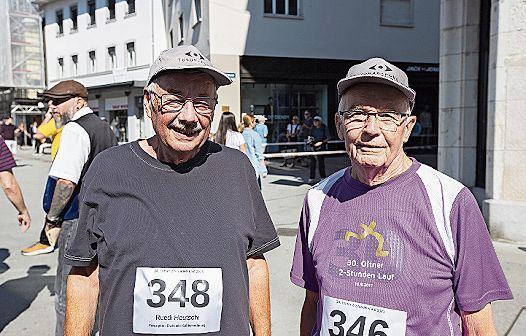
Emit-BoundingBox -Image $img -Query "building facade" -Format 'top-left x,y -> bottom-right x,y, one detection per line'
166,0 -> 440,159
38,0 -> 168,141
0,0 -> 46,130
439,0 -> 526,242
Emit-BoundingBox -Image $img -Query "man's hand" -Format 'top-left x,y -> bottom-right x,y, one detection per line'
314,141 -> 323,148
18,210 -> 31,232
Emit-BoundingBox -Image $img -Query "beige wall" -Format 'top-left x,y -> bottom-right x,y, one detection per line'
209,54 -> 240,132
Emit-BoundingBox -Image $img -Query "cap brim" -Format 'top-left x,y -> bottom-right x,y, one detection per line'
337,75 -> 416,102
149,66 -> 232,86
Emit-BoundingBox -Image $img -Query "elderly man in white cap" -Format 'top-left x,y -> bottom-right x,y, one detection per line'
290,58 -> 512,335
64,46 -> 279,336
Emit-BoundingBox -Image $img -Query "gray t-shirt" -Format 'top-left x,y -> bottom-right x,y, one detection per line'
65,140 -> 280,335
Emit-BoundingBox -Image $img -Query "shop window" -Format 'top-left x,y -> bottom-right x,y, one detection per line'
264,0 -> 300,17
107,46 -> 116,69
56,9 -> 63,35
70,5 -> 78,31
380,0 -> 413,27
126,42 -> 136,67
89,50 -> 96,73
71,55 -> 78,76
88,0 -> 96,26
57,58 -> 64,78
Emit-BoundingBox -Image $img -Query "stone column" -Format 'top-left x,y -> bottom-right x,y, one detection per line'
484,0 -> 526,242
437,0 -> 481,187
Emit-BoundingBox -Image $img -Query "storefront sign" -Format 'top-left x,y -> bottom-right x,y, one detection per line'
105,97 -> 128,111
405,65 -> 439,73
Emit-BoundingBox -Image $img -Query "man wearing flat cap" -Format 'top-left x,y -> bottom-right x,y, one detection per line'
291,58 -> 512,335
64,46 -> 279,336
30,79 -> 117,335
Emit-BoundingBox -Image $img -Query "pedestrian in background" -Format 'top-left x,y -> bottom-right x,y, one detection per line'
242,114 -> 266,188
0,117 -> 17,154
214,111 -> 247,154
307,116 -> 329,183
281,115 -> 301,167
254,115 -> 269,176
0,135 -> 31,232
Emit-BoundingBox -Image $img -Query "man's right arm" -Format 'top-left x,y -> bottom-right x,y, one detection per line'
65,263 -> 99,336
300,289 -> 319,336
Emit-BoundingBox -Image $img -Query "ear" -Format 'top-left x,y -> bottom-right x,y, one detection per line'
143,90 -> 152,119
335,113 -> 344,140
402,115 -> 417,143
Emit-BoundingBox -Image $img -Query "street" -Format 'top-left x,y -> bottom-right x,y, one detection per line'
0,148 -> 525,335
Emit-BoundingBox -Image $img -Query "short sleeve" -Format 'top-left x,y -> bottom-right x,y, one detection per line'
290,196 -> 319,292
452,188 -> 513,312
64,157 -> 104,267
49,123 -> 90,183
244,159 -> 280,257
236,132 -> 246,146
0,139 -> 16,171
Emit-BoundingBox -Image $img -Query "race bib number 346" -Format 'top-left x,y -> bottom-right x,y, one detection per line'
321,296 -> 407,336
133,267 -> 223,334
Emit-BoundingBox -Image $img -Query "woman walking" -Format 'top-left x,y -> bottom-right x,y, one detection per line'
242,114 -> 266,188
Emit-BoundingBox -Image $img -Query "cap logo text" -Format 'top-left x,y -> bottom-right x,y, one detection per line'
369,64 -> 392,72
184,51 -> 205,60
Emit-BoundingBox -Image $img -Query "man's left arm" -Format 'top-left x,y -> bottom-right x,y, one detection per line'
247,255 -> 271,336
461,304 -> 497,336
46,178 -> 76,222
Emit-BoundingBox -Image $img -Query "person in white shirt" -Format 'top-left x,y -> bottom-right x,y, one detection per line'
214,111 -> 247,154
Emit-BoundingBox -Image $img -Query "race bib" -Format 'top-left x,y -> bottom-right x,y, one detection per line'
133,267 -> 223,334
321,295 -> 407,336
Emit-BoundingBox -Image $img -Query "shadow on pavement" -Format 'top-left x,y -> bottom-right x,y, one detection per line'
0,249 -> 9,274
0,264 -> 54,332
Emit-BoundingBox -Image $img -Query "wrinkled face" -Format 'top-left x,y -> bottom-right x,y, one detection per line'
145,72 -> 217,154
335,83 -> 416,169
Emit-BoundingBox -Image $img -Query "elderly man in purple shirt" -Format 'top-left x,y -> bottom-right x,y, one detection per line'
290,58 -> 512,336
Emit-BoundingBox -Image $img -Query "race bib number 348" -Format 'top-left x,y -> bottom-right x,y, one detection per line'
321,296 -> 407,336
133,267 -> 223,334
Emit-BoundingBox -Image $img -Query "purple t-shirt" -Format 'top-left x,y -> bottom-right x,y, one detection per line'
0,137 -> 16,172
291,159 -> 512,336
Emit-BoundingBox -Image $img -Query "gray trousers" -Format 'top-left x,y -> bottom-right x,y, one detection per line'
54,218 -> 79,336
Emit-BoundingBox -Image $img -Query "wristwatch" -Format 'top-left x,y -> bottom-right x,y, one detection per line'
45,216 -> 62,226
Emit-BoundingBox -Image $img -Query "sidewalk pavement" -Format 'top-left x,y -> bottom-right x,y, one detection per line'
0,147 -> 524,335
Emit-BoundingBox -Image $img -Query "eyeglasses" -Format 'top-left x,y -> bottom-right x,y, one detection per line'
338,109 -> 409,132
148,91 -> 217,115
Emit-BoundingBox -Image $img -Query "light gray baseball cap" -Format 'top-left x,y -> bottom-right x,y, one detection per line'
147,45 -> 232,86
337,57 -> 416,103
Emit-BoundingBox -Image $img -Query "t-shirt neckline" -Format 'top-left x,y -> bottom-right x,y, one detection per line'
130,140 -> 212,172
343,158 -> 421,193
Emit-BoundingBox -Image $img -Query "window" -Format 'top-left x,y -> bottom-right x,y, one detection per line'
71,55 -> 78,75
108,0 -> 116,20
178,14 -> 184,44
56,9 -> 63,34
194,0 -> 202,21
107,46 -> 116,69
380,0 -> 413,27
126,0 -> 135,14
89,50 -> 96,73
126,42 -> 136,67
88,0 -> 96,26
70,5 -> 78,31
264,0 -> 300,16
57,58 -> 64,77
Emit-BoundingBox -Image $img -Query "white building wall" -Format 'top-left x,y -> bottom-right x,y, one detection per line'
209,0 -> 440,63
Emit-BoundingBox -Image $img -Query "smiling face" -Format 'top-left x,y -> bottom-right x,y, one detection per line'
145,71 -> 218,155
335,83 -> 416,169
